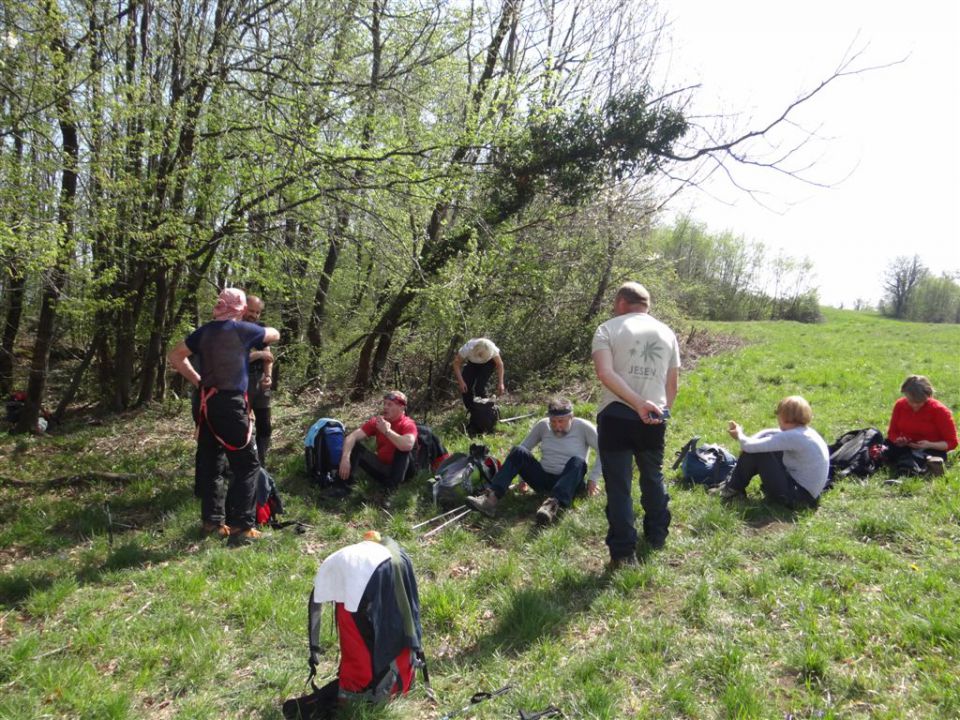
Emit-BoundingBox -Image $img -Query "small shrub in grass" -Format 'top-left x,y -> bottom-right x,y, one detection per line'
23,576 -> 78,617
854,515 -> 906,542
680,580 -> 711,627
719,676 -> 763,719
789,642 -> 829,684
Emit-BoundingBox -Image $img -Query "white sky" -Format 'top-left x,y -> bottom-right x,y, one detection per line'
657,0 -> 960,307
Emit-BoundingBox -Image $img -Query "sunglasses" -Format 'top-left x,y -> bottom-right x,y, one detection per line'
383,393 -> 406,406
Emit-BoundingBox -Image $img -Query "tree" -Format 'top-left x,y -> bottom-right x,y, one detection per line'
882,255 -> 928,320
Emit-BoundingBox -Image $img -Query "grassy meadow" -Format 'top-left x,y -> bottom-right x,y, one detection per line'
1,308 -> 958,719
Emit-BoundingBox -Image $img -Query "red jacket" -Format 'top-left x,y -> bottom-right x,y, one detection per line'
887,397 -> 958,451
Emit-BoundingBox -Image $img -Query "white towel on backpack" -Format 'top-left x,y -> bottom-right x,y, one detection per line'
312,540 -> 392,612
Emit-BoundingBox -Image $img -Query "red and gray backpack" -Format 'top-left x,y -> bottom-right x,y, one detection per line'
283,537 -> 430,719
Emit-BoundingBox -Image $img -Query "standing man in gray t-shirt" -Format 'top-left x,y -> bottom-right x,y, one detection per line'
465,397 -> 602,524
592,282 -> 680,566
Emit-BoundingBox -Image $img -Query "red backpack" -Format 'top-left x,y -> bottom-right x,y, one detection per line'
283,537 -> 430,719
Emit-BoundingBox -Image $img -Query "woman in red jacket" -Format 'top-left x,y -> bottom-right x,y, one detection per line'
887,375 -> 958,475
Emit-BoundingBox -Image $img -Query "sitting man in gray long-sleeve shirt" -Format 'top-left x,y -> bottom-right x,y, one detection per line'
465,397 -> 602,524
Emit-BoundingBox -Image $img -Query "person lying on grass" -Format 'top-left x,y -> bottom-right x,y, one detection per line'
885,374 -> 958,477
715,395 -> 829,509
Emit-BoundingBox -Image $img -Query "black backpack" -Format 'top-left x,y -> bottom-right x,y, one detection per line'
429,444 -> 500,507
467,398 -> 499,434
304,418 -> 346,486
412,423 -> 449,475
827,428 -> 885,479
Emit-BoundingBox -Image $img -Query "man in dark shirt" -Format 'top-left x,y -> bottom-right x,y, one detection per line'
168,288 -> 280,541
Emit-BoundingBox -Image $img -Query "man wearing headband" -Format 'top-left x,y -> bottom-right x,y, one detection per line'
465,397 -> 601,524
452,337 -> 506,413
338,390 -> 418,490
592,281 -> 679,566
168,288 -> 280,542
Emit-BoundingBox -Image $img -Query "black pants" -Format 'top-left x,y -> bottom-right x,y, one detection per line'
727,450 -> 817,509
461,360 -> 495,411
351,444 -> 412,489
195,390 -> 260,530
598,404 -> 670,557
252,404 -> 272,468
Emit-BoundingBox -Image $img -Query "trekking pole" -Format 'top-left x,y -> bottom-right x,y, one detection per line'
500,412 -> 535,424
439,684 -> 514,720
420,507 -> 472,539
412,505 -> 467,530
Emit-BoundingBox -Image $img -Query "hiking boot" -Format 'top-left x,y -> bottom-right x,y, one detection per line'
536,497 -> 560,525
926,457 -> 945,477
201,521 -> 229,536
608,553 -> 639,571
716,482 -> 746,501
229,527 -> 262,545
465,491 -> 498,518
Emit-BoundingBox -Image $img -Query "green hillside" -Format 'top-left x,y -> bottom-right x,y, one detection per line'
1,308 -> 958,719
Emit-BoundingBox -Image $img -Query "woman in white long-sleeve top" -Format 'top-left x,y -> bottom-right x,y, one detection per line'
717,395 -> 829,509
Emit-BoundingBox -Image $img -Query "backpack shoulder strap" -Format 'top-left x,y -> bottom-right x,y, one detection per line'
672,436 -> 699,470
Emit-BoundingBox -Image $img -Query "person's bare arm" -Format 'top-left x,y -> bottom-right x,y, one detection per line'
493,354 -> 505,395
452,354 -> 467,393
167,341 -> 200,388
338,428 -> 367,480
375,416 -> 416,452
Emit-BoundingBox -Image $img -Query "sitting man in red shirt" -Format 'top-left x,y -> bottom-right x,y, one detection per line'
338,390 -> 418,489
886,374 -> 958,476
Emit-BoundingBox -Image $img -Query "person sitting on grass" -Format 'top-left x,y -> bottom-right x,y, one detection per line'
465,396 -> 602,524
338,390 -> 418,491
716,395 -> 829,509
885,375 -> 957,476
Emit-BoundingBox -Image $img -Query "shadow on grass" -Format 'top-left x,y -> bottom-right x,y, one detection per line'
454,569 -> 611,664
736,498 -> 808,529
0,482 -> 201,609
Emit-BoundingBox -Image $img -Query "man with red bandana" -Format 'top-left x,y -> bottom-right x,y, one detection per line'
338,390 -> 418,490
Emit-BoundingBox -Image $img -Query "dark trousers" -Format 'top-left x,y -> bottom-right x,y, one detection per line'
195,390 -> 260,530
252,405 -> 272,468
598,405 -> 670,558
351,444 -> 412,489
727,450 -> 817,509
486,445 -> 587,507
461,360 -> 495,410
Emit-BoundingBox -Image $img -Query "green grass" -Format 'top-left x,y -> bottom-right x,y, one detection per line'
0,308 -> 958,718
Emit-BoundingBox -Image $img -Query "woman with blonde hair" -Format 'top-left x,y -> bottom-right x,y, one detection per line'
886,375 -> 957,475
717,395 -> 829,508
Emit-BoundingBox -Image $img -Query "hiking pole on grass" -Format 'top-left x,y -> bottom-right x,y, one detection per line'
412,505 -> 467,530
438,684 -> 514,720
418,506 -> 472,539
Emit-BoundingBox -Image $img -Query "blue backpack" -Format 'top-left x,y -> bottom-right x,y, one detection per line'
673,436 -> 737,487
304,418 -> 345,485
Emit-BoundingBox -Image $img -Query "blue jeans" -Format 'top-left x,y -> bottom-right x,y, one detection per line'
486,445 -> 587,507
598,404 -> 670,557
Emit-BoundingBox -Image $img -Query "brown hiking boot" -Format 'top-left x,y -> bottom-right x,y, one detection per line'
926,457 -> 945,477
202,521 -> 231,537
535,497 -> 560,525
465,491 -> 498,518
229,527 -> 262,545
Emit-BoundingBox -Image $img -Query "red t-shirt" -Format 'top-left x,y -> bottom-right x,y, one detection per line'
361,414 -> 418,464
887,397 -> 958,451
